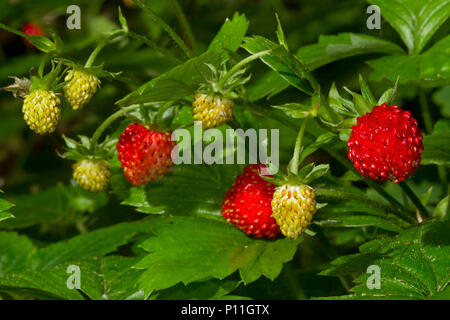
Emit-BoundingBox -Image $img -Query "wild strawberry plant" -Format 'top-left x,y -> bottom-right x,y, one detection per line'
0,0 -> 448,300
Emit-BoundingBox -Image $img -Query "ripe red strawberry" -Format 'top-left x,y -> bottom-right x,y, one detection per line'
117,123 -> 175,186
221,164 -> 281,238
21,22 -> 44,47
347,104 -> 423,183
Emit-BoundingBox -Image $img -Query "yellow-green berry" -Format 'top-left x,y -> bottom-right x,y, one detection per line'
22,89 -> 61,134
192,93 -> 234,129
64,70 -> 100,110
73,159 -> 110,192
271,184 -> 316,239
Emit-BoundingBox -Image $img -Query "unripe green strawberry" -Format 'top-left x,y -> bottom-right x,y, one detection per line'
271,184 -> 316,239
22,89 -> 61,134
72,159 -> 110,192
192,93 -> 234,129
64,70 -> 100,110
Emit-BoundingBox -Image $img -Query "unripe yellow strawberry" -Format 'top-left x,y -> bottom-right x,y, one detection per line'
271,184 -> 316,239
22,89 -> 61,134
64,70 -> 100,110
72,159 -> 110,192
192,93 -> 234,129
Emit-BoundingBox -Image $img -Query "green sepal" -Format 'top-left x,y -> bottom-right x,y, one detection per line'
343,87 -> 372,115
378,76 -> 400,105
60,134 -> 117,162
272,95 -> 319,119
56,58 -> 121,80
29,60 -> 66,92
197,59 -> 252,99
122,103 -> 181,132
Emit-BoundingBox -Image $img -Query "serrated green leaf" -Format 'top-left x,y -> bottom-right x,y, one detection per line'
368,0 -> 450,54
134,217 -> 301,295
272,103 -> 312,119
1,185 -> 108,229
368,35 -> 450,87
208,12 -> 248,52
320,221 -> 450,299
0,220 -> 156,300
0,211 -> 14,223
242,36 -> 314,95
112,164 -> 242,217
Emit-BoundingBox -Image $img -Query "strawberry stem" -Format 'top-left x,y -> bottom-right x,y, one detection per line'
90,104 -> 140,153
169,0 -> 198,54
85,42 -> 106,68
134,0 -> 193,58
288,118 -> 307,176
399,182 -> 430,218
85,30 -> 127,68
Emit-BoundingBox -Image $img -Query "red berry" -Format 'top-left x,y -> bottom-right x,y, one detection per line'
117,123 -> 175,186
221,164 -> 281,238
347,104 -> 423,183
21,22 -> 44,47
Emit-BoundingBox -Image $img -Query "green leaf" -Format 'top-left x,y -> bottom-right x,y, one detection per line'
433,196 -> 448,221
151,279 -> 240,300
297,33 -> 404,70
343,87 -> 371,115
433,86 -> 450,117
0,198 -> 14,223
242,36 -> 314,95
1,184 -> 108,229
0,232 -> 35,277
368,35 -> 450,87
208,12 -> 248,52
0,23 -> 56,53
422,120 -> 450,166
117,50 -> 225,106
368,0 -> 450,54
33,220 -> 153,269
112,164 -> 242,217
315,198 -> 409,232
304,164 -> 330,183
275,13 -> 288,50
328,83 -> 358,117
320,221 -> 450,299
134,217 -> 301,296
246,33 -> 403,101
272,103 -> 313,119
118,6 -> 129,32
300,132 -> 336,164
0,221 -> 156,299
0,211 -> 14,223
